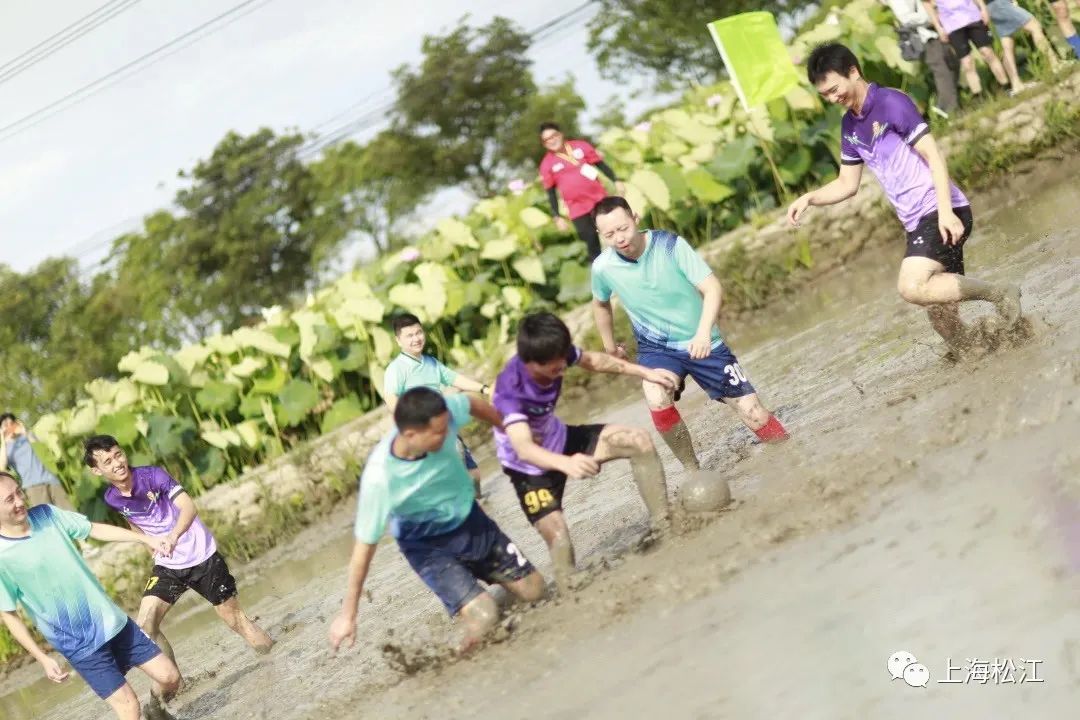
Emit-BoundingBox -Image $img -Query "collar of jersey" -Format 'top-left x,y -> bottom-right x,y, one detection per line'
614,230 -> 652,264
853,82 -> 880,119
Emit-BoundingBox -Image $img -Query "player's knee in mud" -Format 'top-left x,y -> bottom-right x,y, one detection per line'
460,592 -> 499,636
642,378 -> 675,408
897,278 -> 928,305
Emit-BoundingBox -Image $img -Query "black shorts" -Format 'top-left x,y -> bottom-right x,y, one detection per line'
904,205 -> 973,275
948,21 -> 993,58
504,424 -> 605,523
143,552 -> 238,606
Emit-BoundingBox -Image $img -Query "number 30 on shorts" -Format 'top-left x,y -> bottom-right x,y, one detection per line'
724,363 -> 748,386
523,488 -> 555,514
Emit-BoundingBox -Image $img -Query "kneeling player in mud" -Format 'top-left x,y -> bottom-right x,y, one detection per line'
788,43 -> 1022,353
591,196 -> 789,474
329,388 -> 545,654
86,435 -> 273,706
492,312 -> 678,590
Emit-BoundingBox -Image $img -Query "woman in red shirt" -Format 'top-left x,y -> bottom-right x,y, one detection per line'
538,122 -> 624,261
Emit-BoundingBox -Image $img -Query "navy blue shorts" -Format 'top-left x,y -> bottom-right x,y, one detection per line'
457,435 -> 479,470
67,618 -> 161,699
397,503 -> 535,616
637,341 -> 756,401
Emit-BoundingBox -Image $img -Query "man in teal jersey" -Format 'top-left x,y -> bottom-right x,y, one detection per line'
328,388 -> 545,655
0,471 -> 180,720
385,313 -> 492,499
591,197 -> 789,474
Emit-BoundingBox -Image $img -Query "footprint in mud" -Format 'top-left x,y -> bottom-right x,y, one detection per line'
944,314 -> 1042,362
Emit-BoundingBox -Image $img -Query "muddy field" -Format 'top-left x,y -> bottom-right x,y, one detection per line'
2,168 -> 1078,719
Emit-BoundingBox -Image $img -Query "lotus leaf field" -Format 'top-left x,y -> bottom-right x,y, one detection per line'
27,0 -> 928,519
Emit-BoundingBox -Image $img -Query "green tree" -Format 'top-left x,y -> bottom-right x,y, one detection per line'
310,129 -> 443,255
586,0 -> 802,90
166,128 -> 346,336
392,16 -> 540,196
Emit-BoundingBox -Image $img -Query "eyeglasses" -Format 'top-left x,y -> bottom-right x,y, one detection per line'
540,133 -> 560,143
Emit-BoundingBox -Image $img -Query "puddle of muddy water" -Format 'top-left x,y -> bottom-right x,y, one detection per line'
2,172 -> 1077,720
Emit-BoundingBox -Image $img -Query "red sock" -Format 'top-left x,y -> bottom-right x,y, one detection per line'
650,406 -> 682,433
754,415 -> 788,443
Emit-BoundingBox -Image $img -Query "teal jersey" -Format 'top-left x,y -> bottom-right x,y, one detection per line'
383,352 -> 458,398
0,505 -> 129,661
354,393 -> 475,544
591,229 -> 722,351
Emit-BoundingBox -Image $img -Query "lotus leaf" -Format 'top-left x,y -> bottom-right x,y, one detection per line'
192,447 -> 226,488
660,140 -> 690,159
173,344 -> 214,374
130,360 -> 169,386
874,35 -> 916,74
251,361 -> 288,395
308,357 -> 336,383
519,207 -> 550,229
369,361 -> 387,401
369,326 -> 395,365
480,238 -> 518,261
785,85 -> 819,112
511,256 -> 545,285
227,356 -> 267,380
293,310 -> 340,361
202,428 -> 241,450
710,136 -> 757,181
275,379 -> 320,427
232,327 -> 291,358
388,283 -> 427,321
320,394 -> 365,434
239,393 -> 265,418
84,379 -> 117,404
235,420 -> 263,449
654,165 -> 689,205
629,169 -> 671,212
204,333 -> 239,356
685,168 -> 735,203
474,196 -> 507,220
779,145 -> 814,185
415,262 -> 449,320
689,142 -> 716,163
621,182 -> 650,216
501,286 -> 528,311
436,218 -> 479,248
117,347 -> 156,373
196,381 -> 239,414
147,414 -> 194,457
556,262 -> 591,305
31,414 -> 64,458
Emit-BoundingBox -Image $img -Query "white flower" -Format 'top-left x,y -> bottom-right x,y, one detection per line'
706,94 -> 725,108
399,247 -> 421,262
633,121 -> 652,133
507,178 -> 526,194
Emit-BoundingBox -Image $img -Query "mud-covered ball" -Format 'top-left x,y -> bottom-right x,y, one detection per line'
680,470 -> 732,513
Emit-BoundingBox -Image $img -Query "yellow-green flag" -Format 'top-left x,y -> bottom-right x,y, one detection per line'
708,12 -> 801,111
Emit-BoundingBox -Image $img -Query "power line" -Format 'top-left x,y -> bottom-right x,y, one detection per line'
0,0 -> 145,87
0,0 -> 273,144
58,0 -> 597,266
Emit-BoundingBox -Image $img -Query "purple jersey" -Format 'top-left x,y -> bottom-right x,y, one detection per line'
492,346 -> 582,475
840,83 -> 968,232
934,0 -> 982,34
104,466 -> 216,570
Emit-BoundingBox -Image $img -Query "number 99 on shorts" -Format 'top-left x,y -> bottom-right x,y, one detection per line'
523,488 -> 556,515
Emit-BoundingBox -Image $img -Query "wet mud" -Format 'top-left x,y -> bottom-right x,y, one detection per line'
2,169 -> 1078,719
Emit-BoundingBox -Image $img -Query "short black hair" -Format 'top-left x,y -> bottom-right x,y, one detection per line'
0,413 -> 16,426
592,196 -> 634,225
517,312 -> 573,364
391,313 -> 422,336
394,387 -> 449,431
806,42 -> 862,85
538,121 -> 561,135
83,435 -> 121,468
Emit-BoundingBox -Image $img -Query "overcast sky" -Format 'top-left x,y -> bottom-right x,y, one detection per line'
0,0 -> 682,274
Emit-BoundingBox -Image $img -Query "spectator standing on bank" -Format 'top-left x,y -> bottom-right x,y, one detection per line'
1050,0 -> 1080,58
538,122 -> 625,262
883,0 -> 961,115
987,0 -> 1062,91
924,0 -> 1014,97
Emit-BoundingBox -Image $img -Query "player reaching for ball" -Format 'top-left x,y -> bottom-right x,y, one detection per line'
492,312 -> 678,591
590,196 -> 790,477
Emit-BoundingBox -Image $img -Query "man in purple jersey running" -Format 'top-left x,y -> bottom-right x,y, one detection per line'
492,312 -> 677,590
86,435 -> 273,700
788,43 -> 1021,353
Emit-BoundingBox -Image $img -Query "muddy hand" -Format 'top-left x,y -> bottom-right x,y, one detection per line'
938,210 -> 964,245
40,656 -> 69,683
562,453 -> 600,478
328,614 -> 357,654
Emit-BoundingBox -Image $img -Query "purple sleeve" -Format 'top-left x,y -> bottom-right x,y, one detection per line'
839,122 -> 862,166
884,90 -> 931,146
151,467 -> 184,500
493,387 -> 529,428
